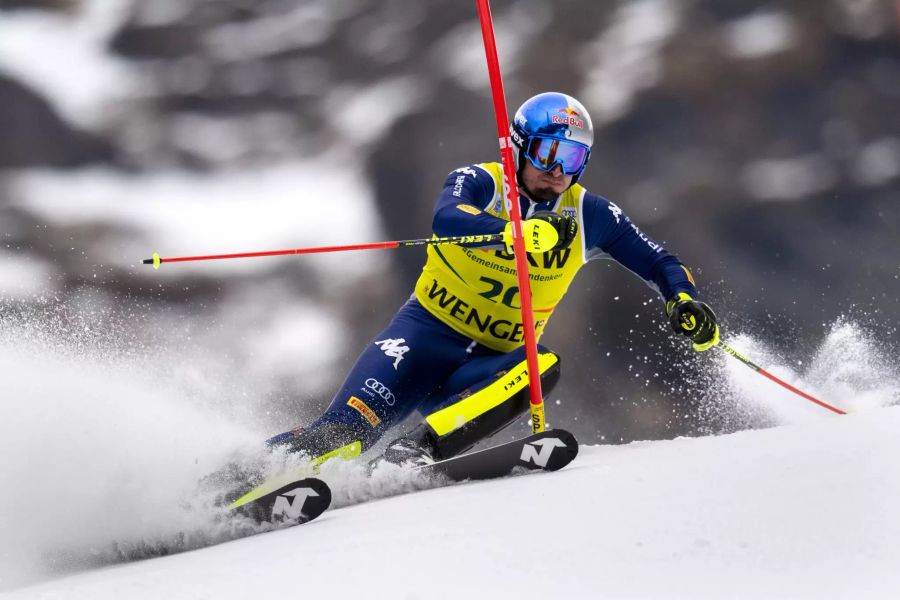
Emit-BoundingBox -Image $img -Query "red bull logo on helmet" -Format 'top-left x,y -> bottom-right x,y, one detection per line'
551,107 -> 585,129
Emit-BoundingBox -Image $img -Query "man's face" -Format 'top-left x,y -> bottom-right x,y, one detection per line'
519,161 -> 573,201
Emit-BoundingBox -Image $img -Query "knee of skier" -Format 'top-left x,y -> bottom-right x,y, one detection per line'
498,345 -> 561,396
419,348 -> 562,458
539,348 -> 562,395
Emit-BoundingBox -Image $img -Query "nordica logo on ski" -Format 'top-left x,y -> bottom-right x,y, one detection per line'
520,437 -> 568,468
271,487 -> 319,521
374,338 -> 409,370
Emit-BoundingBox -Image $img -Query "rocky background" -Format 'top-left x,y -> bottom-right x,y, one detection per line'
1,0 -> 898,443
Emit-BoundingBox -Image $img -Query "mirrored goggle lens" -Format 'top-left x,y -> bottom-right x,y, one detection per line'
525,137 -> 589,175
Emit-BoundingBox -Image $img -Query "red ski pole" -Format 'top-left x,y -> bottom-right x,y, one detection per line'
141,233 -> 504,269
717,341 -> 847,415
475,0 -> 546,433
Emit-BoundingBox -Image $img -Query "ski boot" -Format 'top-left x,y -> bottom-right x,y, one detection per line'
370,423 -> 440,470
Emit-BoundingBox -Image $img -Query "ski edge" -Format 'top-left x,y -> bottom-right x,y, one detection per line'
414,428 -> 579,482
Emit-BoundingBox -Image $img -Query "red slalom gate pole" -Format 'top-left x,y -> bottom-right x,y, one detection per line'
717,342 -> 847,415
475,0 -> 546,433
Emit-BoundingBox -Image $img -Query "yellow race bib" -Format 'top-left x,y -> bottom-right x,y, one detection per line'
415,163 -> 588,352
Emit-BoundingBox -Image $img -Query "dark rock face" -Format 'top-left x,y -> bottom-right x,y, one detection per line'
0,74 -> 117,168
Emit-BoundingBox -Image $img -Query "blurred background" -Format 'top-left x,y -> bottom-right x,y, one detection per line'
1,0 -> 898,443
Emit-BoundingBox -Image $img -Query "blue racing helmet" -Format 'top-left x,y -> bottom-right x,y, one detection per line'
510,92 -> 594,186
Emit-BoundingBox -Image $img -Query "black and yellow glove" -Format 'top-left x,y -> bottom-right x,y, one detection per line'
528,211 -> 577,250
502,211 -> 577,253
666,292 -> 720,352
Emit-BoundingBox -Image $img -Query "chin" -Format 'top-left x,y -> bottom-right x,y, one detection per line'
532,187 -> 562,201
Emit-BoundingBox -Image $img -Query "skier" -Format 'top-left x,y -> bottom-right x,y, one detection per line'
267,92 -> 719,467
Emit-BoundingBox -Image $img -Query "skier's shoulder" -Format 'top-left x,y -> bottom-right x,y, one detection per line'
580,188 -> 630,230
441,162 -> 499,204
442,162 -> 499,185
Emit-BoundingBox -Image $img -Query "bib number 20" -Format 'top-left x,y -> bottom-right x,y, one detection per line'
478,276 -> 520,309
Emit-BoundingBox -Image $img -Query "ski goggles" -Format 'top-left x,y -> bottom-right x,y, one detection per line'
524,136 -> 590,175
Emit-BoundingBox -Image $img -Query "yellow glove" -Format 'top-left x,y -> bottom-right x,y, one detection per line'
501,217 -> 560,253
666,292 -> 720,352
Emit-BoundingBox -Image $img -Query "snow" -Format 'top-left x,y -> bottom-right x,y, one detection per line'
740,153 -> 837,202
0,333 -> 261,594
239,298 -> 348,391
851,137 -> 900,187
1,319 -> 898,598
1,2 -> 895,596
8,158 -> 385,278
326,76 -> 431,147
4,408 -> 900,599
430,1 -> 552,93
0,1 -> 143,128
0,255 -> 58,299
578,0 -> 681,125
722,10 -> 797,59
202,3 -> 337,61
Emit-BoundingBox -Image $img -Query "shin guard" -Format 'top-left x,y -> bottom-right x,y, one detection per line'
414,351 -> 561,460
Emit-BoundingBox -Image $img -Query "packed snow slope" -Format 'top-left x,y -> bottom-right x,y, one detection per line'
1,315 -> 895,598
7,405 -> 900,600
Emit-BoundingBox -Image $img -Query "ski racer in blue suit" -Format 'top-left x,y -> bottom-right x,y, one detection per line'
268,92 -> 720,467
